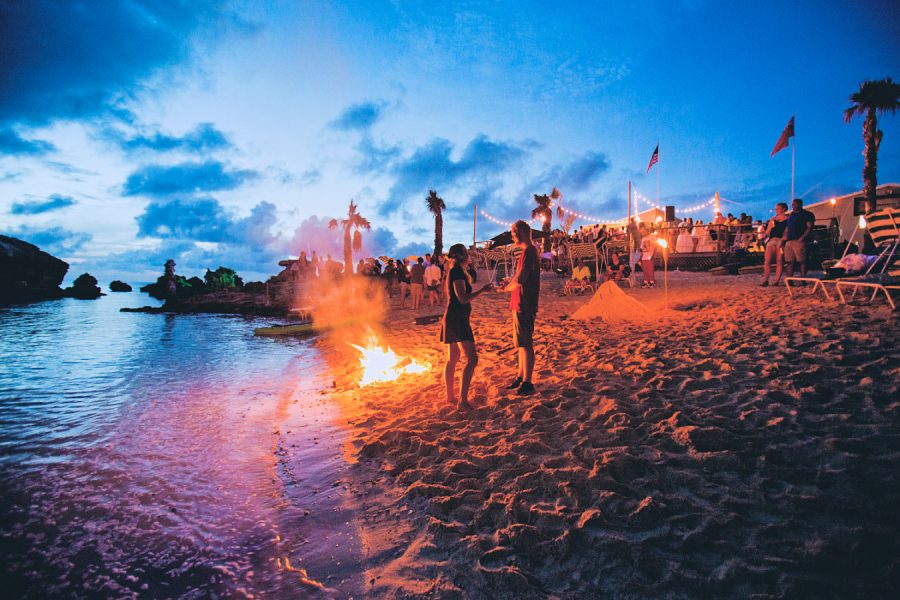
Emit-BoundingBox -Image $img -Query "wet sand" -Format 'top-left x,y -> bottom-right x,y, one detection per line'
322,272 -> 898,598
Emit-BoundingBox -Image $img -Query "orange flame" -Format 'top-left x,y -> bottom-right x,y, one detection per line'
348,330 -> 428,386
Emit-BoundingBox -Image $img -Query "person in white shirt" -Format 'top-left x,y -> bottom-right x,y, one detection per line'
424,260 -> 442,307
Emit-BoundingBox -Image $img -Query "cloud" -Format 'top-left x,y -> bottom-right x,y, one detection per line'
2,225 -> 91,256
355,135 -> 402,173
0,1 -> 235,128
394,241 -> 432,258
381,134 -> 531,215
115,123 -> 232,154
0,128 -> 55,156
135,197 -> 279,248
122,160 -> 258,197
10,194 -> 76,215
330,100 -> 388,131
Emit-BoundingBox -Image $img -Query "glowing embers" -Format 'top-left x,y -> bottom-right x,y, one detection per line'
348,329 -> 428,386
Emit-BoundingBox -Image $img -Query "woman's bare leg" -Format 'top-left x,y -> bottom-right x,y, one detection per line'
459,340 -> 478,406
445,343 -> 460,403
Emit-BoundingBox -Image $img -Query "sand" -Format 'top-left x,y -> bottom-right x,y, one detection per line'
313,272 -> 899,598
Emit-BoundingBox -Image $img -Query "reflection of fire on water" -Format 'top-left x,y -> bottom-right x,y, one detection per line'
348,329 -> 428,386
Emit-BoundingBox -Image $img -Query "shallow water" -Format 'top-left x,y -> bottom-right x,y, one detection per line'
0,293 -> 360,598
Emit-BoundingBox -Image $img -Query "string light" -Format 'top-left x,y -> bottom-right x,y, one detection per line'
479,209 -> 515,227
480,192 -> 719,230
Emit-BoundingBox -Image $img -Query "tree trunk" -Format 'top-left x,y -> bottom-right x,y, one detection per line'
541,217 -> 553,252
863,108 -> 879,213
344,228 -> 352,274
434,212 -> 443,257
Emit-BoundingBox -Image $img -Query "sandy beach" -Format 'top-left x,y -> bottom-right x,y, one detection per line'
315,272 -> 898,598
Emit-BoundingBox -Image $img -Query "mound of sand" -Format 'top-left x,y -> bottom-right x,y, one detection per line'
570,280 -> 653,321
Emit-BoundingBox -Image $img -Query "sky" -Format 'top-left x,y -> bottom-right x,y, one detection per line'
1,0 -> 899,284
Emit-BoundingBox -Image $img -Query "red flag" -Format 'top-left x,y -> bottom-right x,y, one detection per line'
770,116 -> 794,156
646,144 -> 659,172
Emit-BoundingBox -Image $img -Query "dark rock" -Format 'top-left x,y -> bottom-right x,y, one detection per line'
0,235 -> 68,304
63,273 -> 103,299
109,280 -> 132,292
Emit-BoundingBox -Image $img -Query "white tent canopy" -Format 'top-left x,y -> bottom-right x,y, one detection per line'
806,183 -> 900,243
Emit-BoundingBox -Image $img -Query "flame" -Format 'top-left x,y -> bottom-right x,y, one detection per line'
348,330 -> 428,386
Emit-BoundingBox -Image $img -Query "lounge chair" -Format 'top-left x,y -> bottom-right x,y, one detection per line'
787,208 -> 899,307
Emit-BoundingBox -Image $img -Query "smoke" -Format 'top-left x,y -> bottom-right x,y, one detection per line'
302,270 -> 389,348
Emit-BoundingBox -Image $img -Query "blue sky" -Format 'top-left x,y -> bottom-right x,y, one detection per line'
1,0 -> 898,283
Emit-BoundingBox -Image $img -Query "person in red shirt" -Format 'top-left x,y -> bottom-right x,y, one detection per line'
503,220 -> 540,395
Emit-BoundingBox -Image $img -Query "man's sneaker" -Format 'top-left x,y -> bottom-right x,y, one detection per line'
505,377 -> 523,390
517,381 -> 536,396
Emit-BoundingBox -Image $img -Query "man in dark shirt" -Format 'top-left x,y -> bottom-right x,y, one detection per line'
504,220 -> 540,395
782,198 -> 816,278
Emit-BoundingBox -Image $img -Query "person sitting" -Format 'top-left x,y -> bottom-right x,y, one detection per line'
605,252 -> 626,282
564,258 -> 592,295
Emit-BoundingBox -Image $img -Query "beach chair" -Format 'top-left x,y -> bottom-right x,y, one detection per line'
833,208 -> 900,309
568,243 -> 601,291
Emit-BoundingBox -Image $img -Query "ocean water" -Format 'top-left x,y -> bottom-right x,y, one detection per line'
0,292 -> 360,598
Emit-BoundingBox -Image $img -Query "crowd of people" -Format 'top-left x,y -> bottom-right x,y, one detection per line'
283,201 -> 822,410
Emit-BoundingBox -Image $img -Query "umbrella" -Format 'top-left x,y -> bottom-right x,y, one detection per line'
489,228 -> 548,248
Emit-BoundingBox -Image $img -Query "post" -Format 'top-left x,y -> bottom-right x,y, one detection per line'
473,203 -> 477,248
628,180 -> 634,286
791,137 -> 795,201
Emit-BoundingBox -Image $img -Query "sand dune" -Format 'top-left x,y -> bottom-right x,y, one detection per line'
321,272 -> 898,598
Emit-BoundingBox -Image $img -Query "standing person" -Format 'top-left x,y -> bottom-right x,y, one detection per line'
640,234 -> 656,288
760,202 -> 790,286
382,259 -> 397,298
397,258 -> 411,308
409,257 -> 426,309
441,244 -> 493,409
783,198 -> 816,279
503,220 -> 540,396
310,251 -> 319,277
424,259 -> 442,307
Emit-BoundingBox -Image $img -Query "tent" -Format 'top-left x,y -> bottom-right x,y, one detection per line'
806,183 -> 900,243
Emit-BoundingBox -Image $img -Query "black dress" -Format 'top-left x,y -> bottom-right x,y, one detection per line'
440,266 -> 474,344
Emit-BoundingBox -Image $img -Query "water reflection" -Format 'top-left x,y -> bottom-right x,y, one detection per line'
0,293 -> 360,597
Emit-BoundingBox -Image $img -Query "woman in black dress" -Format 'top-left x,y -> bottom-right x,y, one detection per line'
441,244 -> 492,409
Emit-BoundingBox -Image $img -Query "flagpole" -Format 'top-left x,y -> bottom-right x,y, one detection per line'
473,203 -> 477,248
791,137 -> 795,201
656,140 -> 660,209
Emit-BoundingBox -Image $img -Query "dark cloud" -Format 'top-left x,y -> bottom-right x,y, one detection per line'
381,134 -> 531,215
0,1 -> 233,128
135,197 -> 279,247
0,128 -> 55,156
115,123 -> 232,154
330,101 -> 388,131
122,161 -> 258,198
394,241 -> 432,258
10,194 -> 76,215
355,135 -> 402,173
2,225 -> 91,256
558,151 -> 611,191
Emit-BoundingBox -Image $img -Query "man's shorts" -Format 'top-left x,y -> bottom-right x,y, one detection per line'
784,240 -> 806,263
513,311 -> 536,348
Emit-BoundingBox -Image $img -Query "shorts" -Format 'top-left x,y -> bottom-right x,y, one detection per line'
784,240 -> 806,262
426,284 -> 440,293
513,311 -> 536,348
411,283 -> 424,295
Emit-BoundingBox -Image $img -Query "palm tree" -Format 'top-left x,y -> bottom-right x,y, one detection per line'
329,200 -> 371,274
844,77 -> 900,213
426,190 -> 446,257
531,193 -> 552,252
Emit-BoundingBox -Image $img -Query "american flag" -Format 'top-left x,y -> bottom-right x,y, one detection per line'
646,144 -> 659,172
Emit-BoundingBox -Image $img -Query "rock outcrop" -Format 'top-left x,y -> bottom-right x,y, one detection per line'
109,280 -> 133,292
0,235 -> 69,304
63,273 -> 103,299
